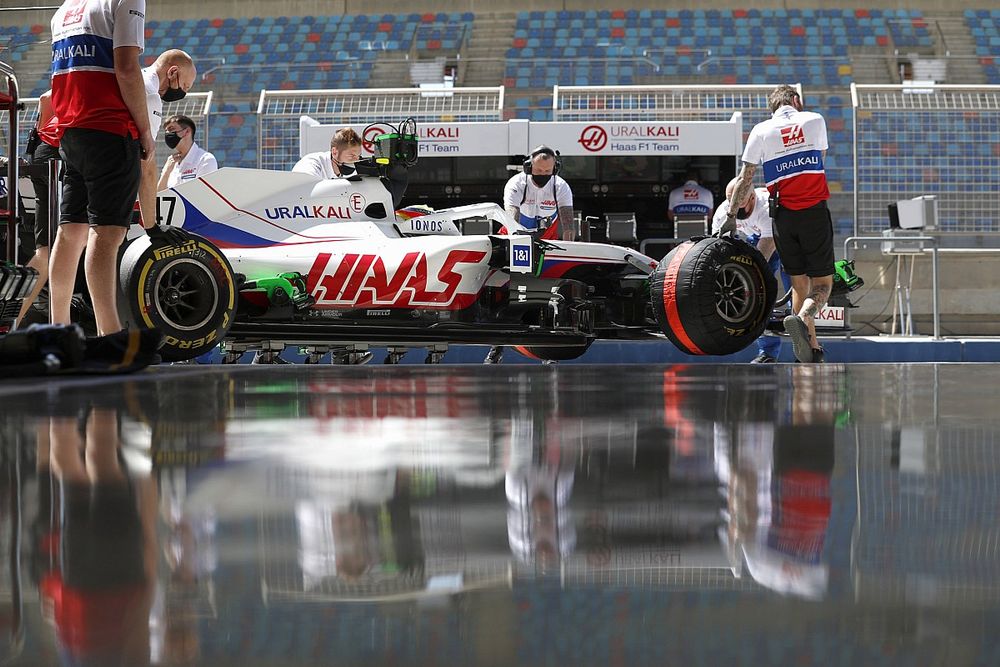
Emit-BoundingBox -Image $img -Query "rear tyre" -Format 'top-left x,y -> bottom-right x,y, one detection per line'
119,234 -> 236,362
650,237 -> 775,356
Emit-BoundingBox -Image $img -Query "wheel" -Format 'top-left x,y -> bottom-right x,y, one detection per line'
649,237 -> 776,356
513,341 -> 593,362
118,234 -> 236,362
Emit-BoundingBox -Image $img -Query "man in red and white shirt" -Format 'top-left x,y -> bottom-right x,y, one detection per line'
724,85 -> 834,363
47,0 -> 160,335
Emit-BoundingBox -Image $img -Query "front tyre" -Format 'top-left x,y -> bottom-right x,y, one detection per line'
649,237 -> 775,356
513,341 -> 593,362
119,234 -> 236,362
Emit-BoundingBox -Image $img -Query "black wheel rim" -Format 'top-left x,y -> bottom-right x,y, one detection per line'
715,263 -> 756,324
153,259 -> 219,331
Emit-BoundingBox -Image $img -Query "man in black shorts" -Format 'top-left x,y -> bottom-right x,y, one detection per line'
47,0 -> 157,336
721,85 -> 834,363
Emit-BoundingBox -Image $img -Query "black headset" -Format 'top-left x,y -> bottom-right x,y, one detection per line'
522,145 -> 562,176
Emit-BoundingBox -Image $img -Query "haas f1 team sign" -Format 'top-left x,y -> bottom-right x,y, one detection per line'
530,121 -> 741,156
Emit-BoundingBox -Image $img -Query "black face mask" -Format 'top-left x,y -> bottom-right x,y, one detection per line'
160,75 -> 187,103
164,131 -> 182,150
736,205 -> 751,220
532,174 -> 552,187
335,161 -> 356,177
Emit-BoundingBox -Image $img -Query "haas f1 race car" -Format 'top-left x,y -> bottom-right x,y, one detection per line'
119,124 -> 778,363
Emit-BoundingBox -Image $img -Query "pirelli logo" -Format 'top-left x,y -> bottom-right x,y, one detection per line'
153,240 -> 198,260
130,9 -> 145,18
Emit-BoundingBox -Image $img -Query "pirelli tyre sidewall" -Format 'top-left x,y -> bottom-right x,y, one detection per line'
513,342 -> 593,362
650,237 -> 776,356
119,234 -> 236,362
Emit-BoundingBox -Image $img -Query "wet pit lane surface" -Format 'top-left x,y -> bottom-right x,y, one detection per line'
1,363 -> 1000,666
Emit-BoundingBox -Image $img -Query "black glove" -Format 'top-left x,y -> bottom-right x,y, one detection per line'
146,224 -> 193,247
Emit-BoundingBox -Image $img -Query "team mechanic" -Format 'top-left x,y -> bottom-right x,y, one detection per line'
47,0 -> 185,336
712,178 -> 792,364
485,146 -> 576,365
722,85 -> 834,364
504,146 -> 575,242
293,128 -> 363,179
139,50 -> 197,223
157,114 -> 218,190
16,90 -> 59,326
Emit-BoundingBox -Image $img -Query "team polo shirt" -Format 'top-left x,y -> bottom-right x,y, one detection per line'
292,151 -> 341,180
166,143 -> 219,188
668,180 -> 714,217
742,105 -> 829,211
503,173 -> 574,231
141,66 -> 162,140
49,0 -> 146,141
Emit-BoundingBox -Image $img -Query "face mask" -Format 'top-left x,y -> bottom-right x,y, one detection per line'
336,161 -> 356,176
532,174 -> 552,187
736,205 -> 751,220
164,131 -> 182,149
160,73 -> 187,102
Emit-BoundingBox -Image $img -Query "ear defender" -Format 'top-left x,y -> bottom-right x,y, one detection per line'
522,146 -> 562,176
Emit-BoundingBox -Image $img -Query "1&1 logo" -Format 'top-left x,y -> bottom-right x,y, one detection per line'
578,125 -> 608,152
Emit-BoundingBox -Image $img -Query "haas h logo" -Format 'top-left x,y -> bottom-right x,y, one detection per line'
780,125 -> 806,147
578,125 -> 608,153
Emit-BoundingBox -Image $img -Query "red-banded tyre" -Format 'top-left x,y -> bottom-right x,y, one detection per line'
650,237 -> 776,356
514,342 -> 593,362
119,234 -> 236,362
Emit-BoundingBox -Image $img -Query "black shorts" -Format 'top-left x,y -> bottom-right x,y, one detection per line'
29,141 -> 61,247
772,202 -> 835,278
61,479 -> 145,590
59,128 -> 140,229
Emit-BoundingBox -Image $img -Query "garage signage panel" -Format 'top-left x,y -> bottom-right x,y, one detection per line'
302,119 -> 513,158
529,121 -> 741,156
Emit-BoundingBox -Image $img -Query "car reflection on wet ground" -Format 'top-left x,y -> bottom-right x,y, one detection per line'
1,363 -> 999,666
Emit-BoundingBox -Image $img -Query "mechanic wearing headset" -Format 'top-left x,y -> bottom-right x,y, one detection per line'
292,128 -> 363,179
503,146 -> 575,242
157,114 -> 218,190
485,146 -> 576,365
712,177 -> 792,364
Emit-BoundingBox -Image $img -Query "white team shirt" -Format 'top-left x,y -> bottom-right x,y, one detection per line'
503,173 -> 573,231
711,187 -> 773,243
166,142 -> 218,188
668,180 -> 714,217
49,0 -> 146,139
141,66 -> 162,140
292,151 -> 341,180
742,105 -> 829,210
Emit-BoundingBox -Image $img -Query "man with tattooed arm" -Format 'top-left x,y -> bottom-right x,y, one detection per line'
720,85 -> 834,363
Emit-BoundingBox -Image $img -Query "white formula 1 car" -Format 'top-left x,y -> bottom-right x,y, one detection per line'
119,127 -> 776,363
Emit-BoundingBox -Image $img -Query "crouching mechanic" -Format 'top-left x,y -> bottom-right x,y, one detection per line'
722,85 -> 833,363
712,178 -> 791,363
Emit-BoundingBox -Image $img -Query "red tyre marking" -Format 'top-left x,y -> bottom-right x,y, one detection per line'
662,242 -> 706,355
513,345 -> 543,360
